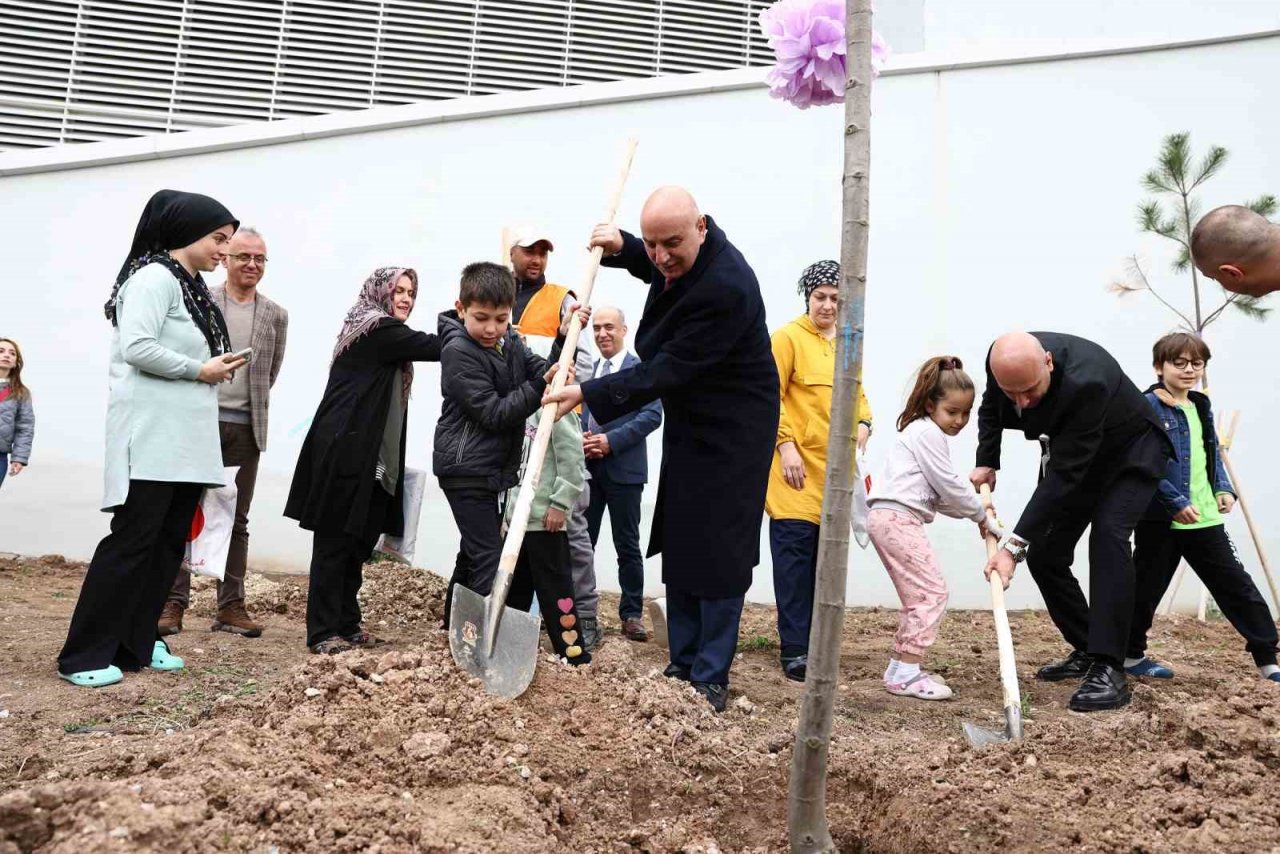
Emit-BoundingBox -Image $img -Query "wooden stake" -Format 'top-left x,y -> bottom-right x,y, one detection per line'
1217,413 -> 1280,618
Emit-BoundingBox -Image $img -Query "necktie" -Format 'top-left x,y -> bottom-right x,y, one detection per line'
589,359 -> 614,432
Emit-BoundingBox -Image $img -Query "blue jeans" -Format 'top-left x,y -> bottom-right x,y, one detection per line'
666,587 -> 745,685
0,452 -> 7,488
770,518 -> 820,659
585,469 -> 645,619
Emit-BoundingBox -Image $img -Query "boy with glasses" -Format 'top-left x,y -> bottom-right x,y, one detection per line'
1125,332 -> 1279,683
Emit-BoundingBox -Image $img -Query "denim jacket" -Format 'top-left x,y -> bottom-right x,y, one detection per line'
1143,382 -> 1235,521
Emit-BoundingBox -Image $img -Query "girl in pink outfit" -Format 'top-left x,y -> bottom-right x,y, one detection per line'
868,357 -> 1002,700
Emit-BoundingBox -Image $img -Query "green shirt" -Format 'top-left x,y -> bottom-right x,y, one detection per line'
1171,401 -> 1223,530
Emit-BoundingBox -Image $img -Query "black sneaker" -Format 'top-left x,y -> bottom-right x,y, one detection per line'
1036,649 -> 1092,682
663,662 -> 691,682
781,654 -> 807,683
1068,661 -> 1131,712
692,681 -> 728,713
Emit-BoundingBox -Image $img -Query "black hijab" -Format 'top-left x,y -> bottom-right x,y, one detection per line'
105,189 -> 239,357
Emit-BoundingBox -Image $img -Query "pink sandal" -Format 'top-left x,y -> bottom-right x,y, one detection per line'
885,671 -> 954,701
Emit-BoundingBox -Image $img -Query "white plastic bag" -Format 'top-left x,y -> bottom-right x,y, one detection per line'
377,467 -> 427,564
182,466 -> 240,581
851,452 -> 871,549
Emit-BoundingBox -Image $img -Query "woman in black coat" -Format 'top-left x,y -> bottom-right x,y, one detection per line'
285,267 -> 440,653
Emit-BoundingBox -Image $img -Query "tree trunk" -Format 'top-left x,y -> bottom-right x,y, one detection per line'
787,1 -> 874,850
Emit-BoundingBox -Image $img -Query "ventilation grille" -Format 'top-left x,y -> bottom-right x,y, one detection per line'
0,0 -> 775,150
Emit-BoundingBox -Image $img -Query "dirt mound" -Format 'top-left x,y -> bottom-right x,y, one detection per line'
3,554 -> 1278,853
2,633 -> 789,852
187,561 -> 445,634
187,572 -> 307,617
357,560 -> 448,630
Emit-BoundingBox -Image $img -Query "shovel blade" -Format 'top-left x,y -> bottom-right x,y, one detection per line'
961,721 -> 1010,749
648,597 -> 669,649
449,584 -> 541,700
962,704 -> 1023,749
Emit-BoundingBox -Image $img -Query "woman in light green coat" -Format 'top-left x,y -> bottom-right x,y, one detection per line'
58,190 -> 246,688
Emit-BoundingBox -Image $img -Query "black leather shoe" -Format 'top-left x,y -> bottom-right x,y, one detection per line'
663,662 -> 691,682
781,655 -> 807,683
1036,649 -> 1092,682
692,681 -> 728,713
1068,662 -> 1131,712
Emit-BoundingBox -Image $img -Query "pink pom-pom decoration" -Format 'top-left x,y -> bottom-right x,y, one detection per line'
759,0 -> 890,109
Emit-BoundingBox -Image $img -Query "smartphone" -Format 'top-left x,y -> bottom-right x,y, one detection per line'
230,347 -> 253,364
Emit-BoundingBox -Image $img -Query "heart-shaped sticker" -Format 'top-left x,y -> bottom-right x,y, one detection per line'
565,645 -> 582,658
556,598 -> 574,614
559,615 -> 576,629
561,630 -> 578,645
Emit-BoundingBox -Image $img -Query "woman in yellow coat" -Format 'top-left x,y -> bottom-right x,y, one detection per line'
766,260 -> 872,681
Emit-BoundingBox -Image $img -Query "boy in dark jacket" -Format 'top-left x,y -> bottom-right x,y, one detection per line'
1126,332 -> 1279,682
434,262 -> 575,628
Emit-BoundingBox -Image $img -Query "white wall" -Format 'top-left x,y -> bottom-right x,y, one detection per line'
2,29 -> 1278,615
921,0 -> 1280,51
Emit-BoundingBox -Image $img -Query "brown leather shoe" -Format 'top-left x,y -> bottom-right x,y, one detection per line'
157,601 -> 184,636
212,603 -> 263,638
622,617 -> 649,642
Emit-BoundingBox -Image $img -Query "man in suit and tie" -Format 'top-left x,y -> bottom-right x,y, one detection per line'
159,227 -> 289,639
582,306 -> 662,642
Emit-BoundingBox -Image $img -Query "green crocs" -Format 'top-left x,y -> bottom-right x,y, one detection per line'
149,640 -> 185,671
58,666 -> 124,688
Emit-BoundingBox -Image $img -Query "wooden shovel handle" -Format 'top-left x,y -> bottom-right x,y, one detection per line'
980,484 -> 1021,713
483,139 -> 639,651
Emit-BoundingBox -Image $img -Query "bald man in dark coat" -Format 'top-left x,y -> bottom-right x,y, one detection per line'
546,187 -> 779,711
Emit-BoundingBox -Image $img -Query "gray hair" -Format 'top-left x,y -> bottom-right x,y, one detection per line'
234,226 -> 264,241
594,305 -> 626,325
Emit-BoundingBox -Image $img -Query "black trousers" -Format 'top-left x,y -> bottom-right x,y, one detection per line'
305,487 -> 389,647
666,587 -> 745,685
1128,522 -> 1278,667
769,518 -> 821,659
59,480 -> 202,674
1025,469 -> 1159,665
585,470 -> 646,620
508,531 -> 590,662
442,487 -> 503,628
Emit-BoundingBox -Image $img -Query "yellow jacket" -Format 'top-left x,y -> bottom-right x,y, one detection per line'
765,314 -> 872,524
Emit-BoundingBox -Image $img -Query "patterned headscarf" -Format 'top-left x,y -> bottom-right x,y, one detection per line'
107,189 -> 239,357
334,267 -> 418,402
797,259 -> 841,301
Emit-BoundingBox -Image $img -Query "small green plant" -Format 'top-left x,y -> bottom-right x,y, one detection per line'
1020,690 -> 1034,720
737,634 -> 777,652
930,656 -> 960,673
63,716 -> 106,733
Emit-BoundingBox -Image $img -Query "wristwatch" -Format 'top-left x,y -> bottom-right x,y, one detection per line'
999,537 -> 1028,564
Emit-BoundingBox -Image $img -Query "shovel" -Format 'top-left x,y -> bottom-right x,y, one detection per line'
961,484 -> 1024,748
450,138 -> 639,698
648,596 -> 669,648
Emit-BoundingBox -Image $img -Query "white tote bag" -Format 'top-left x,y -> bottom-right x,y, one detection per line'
851,452 -> 871,550
377,467 -> 427,564
182,466 -> 240,581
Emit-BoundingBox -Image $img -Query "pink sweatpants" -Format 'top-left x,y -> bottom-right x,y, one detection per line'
867,508 -> 949,657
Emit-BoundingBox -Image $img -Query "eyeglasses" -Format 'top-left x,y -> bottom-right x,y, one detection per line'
229,253 -> 268,265
1170,358 -> 1206,371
